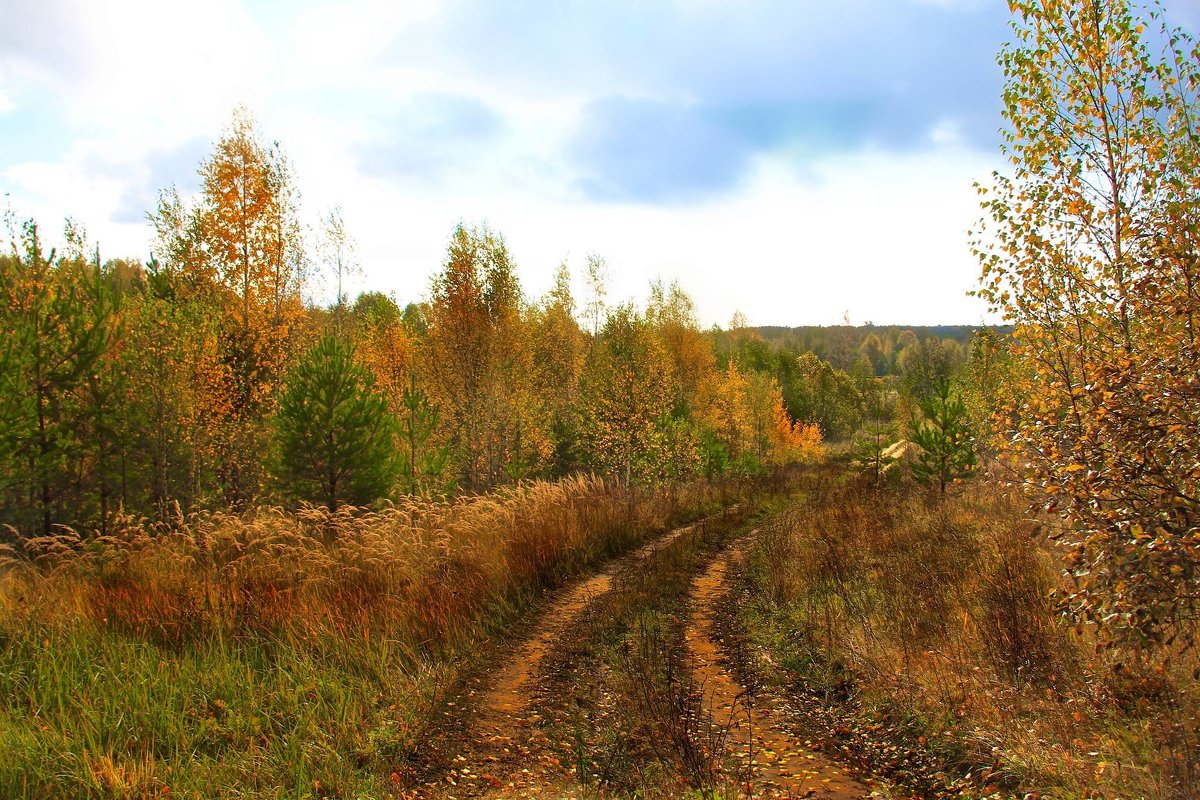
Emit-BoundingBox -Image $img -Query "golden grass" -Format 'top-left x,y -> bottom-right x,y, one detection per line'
0,474 -> 745,799
0,475 -> 698,652
747,477 -> 1200,799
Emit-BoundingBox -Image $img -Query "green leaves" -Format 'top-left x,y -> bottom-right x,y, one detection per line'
274,335 -> 399,510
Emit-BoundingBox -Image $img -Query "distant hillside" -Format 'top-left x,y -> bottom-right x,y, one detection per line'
755,324 -> 1010,347
749,324 -> 1012,371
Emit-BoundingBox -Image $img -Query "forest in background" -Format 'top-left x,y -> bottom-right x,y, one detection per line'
0,114 -> 995,537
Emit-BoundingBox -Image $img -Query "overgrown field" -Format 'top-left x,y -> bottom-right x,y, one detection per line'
0,475 -> 744,799
736,474 -> 1200,799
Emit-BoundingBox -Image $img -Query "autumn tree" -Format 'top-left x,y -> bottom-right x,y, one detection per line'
396,373 -> 454,498
647,279 -> 716,417
531,263 -> 587,474
353,291 -> 416,413
700,363 -> 755,474
579,305 -> 675,485
767,394 -> 823,467
320,205 -> 359,332
897,336 -> 961,403
974,0 -> 1200,647
789,352 -> 863,440
583,253 -> 609,336
736,368 -> 822,470
120,264 -> 223,518
200,108 -> 305,334
858,333 -> 888,376
274,335 -> 398,510
153,107 -> 308,506
424,224 -> 549,489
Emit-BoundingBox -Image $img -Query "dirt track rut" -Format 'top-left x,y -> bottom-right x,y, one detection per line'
686,536 -> 870,799
422,521 -> 701,798
419,512 -> 874,798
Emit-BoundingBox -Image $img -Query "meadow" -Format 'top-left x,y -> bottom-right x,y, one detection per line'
0,476 -> 741,799
736,471 -> 1199,798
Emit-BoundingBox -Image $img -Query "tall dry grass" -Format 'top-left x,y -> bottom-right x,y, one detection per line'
745,476 -> 1199,799
0,474 -> 741,799
0,475 -> 705,650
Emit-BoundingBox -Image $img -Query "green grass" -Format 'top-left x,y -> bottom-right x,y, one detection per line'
0,619 -> 452,799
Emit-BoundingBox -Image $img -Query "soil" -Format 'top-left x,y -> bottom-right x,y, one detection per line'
413,521 -> 702,798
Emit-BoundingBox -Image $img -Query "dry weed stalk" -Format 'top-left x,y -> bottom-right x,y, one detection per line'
752,478 -> 1199,798
0,476 -> 700,652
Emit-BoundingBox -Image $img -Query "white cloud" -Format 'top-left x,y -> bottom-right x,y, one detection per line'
309,142 -> 996,327
1,0 -> 1003,326
282,0 -> 444,92
929,119 -> 965,147
1,0 -> 271,141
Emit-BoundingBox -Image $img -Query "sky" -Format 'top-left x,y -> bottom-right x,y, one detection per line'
2,0 -> 1199,327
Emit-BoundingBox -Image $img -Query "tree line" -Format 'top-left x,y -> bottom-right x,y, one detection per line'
2,109 -> 859,535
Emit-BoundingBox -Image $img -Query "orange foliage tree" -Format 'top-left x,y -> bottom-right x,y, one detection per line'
423,225 -> 551,490
974,0 -> 1200,647
152,108 -> 308,506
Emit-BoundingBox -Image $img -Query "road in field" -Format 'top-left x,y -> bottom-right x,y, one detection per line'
418,510 -> 872,799
686,536 -> 870,799
420,520 -> 701,798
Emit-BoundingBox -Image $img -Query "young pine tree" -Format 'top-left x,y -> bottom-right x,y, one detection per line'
274,335 -> 398,510
909,378 -> 975,495
0,219 -> 119,535
853,421 -> 900,486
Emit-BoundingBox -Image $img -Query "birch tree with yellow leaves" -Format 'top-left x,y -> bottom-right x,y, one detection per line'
152,108 -> 308,506
424,225 -> 551,490
974,0 -> 1200,648
579,305 -> 675,485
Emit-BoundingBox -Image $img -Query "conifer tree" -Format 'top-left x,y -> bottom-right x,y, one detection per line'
852,421 -> 899,485
0,219 -> 118,535
909,379 -> 975,494
274,335 -> 398,510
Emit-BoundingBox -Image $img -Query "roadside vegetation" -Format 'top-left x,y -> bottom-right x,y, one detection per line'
0,477 -> 745,799
736,474 -> 1198,798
